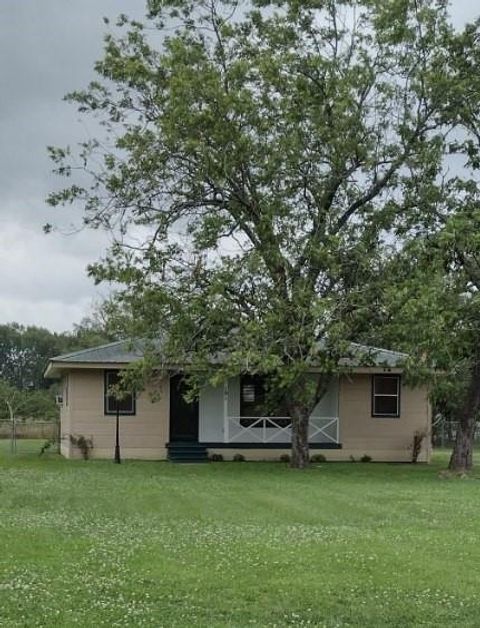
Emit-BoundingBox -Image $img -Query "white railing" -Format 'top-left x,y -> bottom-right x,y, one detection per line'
224,416 -> 339,444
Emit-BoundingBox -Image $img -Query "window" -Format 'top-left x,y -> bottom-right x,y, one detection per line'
104,370 -> 136,416
240,375 -> 290,427
372,375 -> 400,418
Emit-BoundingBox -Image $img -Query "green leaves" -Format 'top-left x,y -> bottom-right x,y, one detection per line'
47,0 -> 473,429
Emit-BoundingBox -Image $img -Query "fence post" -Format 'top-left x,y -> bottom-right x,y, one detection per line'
12,415 -> 16,454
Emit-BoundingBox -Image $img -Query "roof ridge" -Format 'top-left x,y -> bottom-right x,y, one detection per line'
51,339 -> 129,361
349,342 -> 408,357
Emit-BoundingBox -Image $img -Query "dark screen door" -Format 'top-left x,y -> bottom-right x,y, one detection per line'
169,374 -> 199,441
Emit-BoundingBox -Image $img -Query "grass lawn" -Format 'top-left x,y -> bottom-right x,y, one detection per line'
0,445 -> 479,627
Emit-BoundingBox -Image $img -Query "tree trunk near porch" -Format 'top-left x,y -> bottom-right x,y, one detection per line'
290,408 -> 310,469
449,350 -> 480,472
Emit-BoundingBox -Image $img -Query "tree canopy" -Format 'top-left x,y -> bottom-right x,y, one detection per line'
0,316 -> 117,422
47,0 -> 478,467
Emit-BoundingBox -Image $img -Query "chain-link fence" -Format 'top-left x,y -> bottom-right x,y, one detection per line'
0,418 -> 60,455
432,418 -> 480,448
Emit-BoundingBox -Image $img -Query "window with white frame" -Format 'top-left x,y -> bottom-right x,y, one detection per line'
372,375 -> 400,418
104,370 -> 136,415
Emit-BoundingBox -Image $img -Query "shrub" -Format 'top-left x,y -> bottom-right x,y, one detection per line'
233,453 -> 245,462
69,434 -> 93,460
310,453 -> 326,463
360,454 -> 372,463
39,438 -> 56,456
279,454 -> 290,463
209,453 -> 224,462
412,430 -> 427,463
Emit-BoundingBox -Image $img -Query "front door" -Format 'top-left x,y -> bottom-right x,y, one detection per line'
169,374 -> 199,442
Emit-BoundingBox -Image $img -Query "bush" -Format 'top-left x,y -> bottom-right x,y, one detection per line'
310,453 -> 326,463
39,438 -> 56,456
360,454 -> 372,463
69,434 -> 93,460
412,430 -> 426,463
279,454 -> 290,463
233,453 -> 245,462
209,453 -> 224,462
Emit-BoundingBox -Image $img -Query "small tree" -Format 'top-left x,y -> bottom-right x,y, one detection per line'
48,0 -> 459,467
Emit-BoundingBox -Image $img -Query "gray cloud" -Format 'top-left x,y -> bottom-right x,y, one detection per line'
0,0 -> 478,331
0,0 -> 145,331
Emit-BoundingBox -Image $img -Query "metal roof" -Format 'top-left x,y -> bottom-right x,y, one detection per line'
49,339 -> 145,364
340,343 -> 408,368
48,339 -> 407,369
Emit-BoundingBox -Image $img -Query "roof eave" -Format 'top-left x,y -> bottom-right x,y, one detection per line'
44,360 -> 136,379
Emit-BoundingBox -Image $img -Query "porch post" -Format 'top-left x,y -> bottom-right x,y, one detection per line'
336,376 -> 340,444
223,380 -> 229,443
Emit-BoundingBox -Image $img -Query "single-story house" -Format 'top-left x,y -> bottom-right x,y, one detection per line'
44,340 -> 431,463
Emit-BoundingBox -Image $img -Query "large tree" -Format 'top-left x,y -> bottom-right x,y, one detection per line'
364,18 -> 480,472
48,0 -> 458,467
441,18 -> 480,471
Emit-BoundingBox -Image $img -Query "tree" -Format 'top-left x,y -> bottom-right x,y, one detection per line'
0,320 -> 114,391
0,323 -> 69,390
0,316 -> 116,422
366,18 -> 480,472
439,19 -> 480,471
69,310 -> 118,352
48,0 -> 459,467
0,379 -> 58,422
355,230 -> 480,471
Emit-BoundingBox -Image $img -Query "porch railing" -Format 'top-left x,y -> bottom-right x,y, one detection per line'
224,415 -> 339,444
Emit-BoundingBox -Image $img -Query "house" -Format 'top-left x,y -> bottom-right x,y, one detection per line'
44,340 -> 431,462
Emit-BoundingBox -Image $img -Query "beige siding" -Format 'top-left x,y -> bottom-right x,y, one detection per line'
209,374 -> 431,462
336,374 -> 431,462
62,369 -> 169,459
60,369 -> 431,462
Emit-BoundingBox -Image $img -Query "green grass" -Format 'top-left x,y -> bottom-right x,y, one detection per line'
0,438 -> 54,455
0,445 -> 479,627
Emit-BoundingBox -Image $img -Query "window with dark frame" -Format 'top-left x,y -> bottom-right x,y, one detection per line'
240,375 -> 291,428
104,370 -> 136,416
372,374 -> 400,418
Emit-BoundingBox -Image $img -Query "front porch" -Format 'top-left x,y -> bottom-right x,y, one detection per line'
221,414 -> 340,446
169,375 -> 342,451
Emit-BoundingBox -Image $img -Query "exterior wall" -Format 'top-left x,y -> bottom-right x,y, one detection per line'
335,374 -> 431,462
60,369 -> 431,463
61,369 -> 169,460
207,374 -> 431,462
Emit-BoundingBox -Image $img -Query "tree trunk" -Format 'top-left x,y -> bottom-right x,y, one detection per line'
449,418 -> 476,472
287,374 -> 331,469
290,408 -> 310,469
449,349 -> 480,472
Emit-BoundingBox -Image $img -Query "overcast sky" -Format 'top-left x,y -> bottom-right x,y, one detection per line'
0,0 -> 478,333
